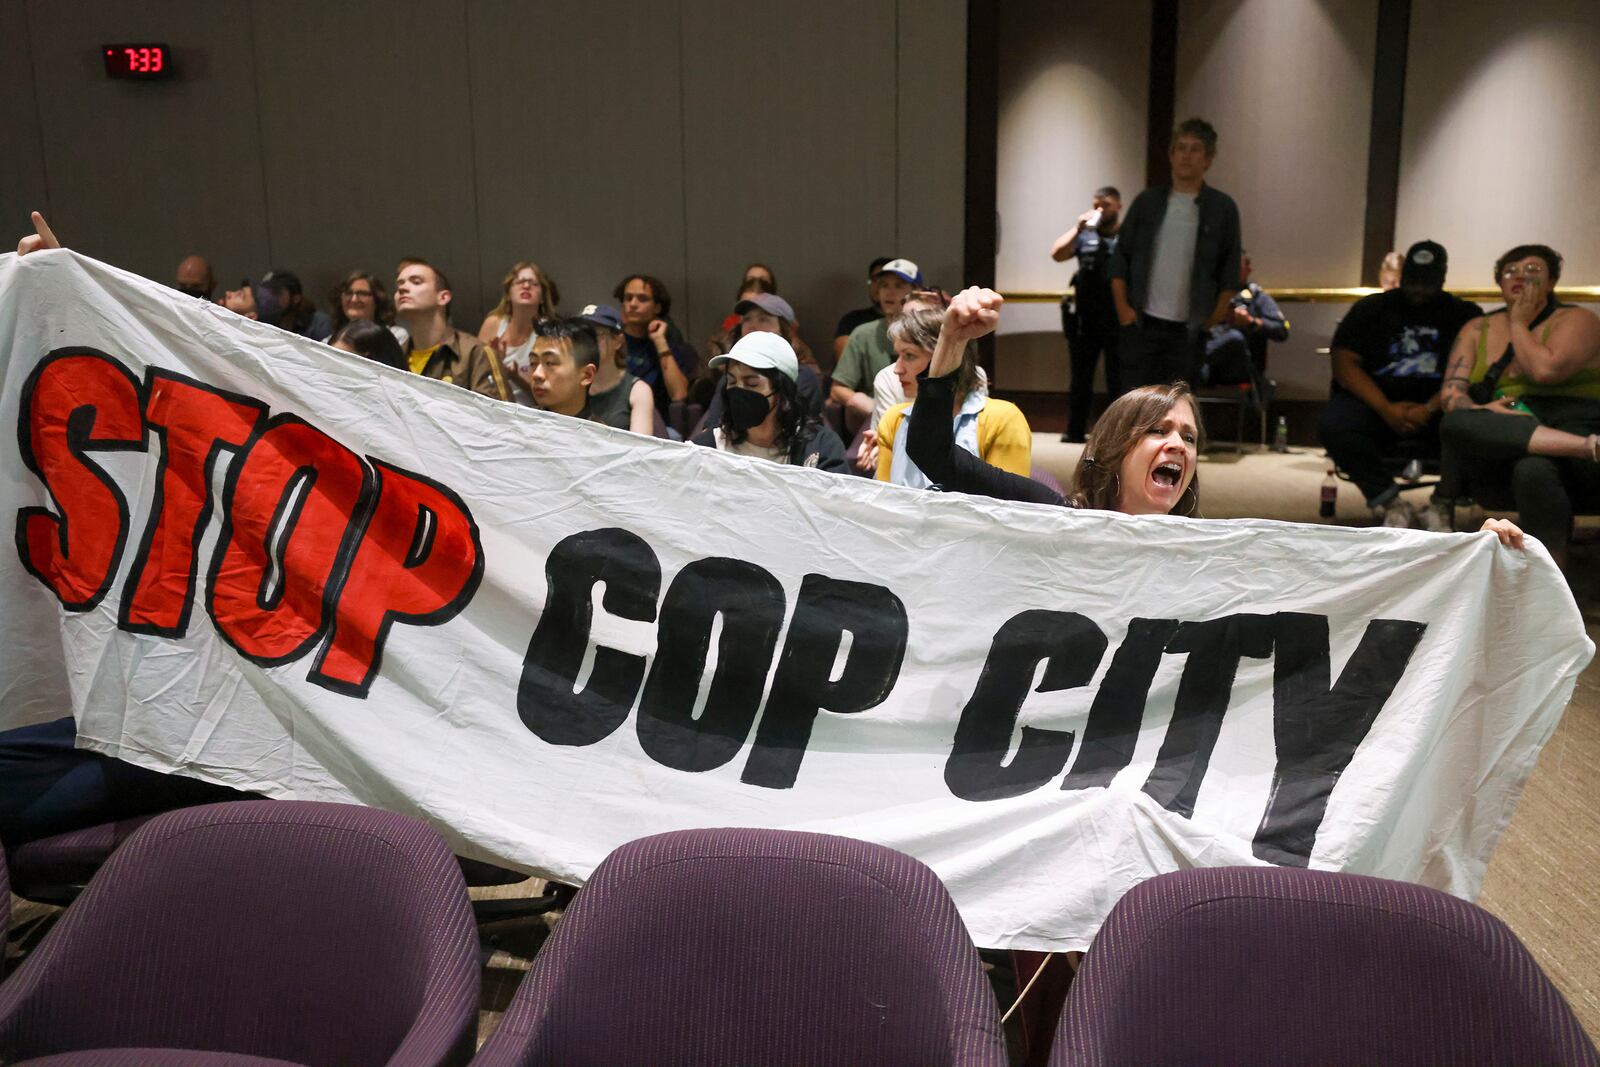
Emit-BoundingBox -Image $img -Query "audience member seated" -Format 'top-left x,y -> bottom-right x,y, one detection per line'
833,255 -> 892,362
1317,240 -> 1481,526
692,332 -> 846,471
874,301 -> 1030,488
1378,249 -> 1404,291
508,316 -> 609,422
1198,250 -> 1288,399
330,318 -> 408,370
615,273 -> 697,416
855,289 -> 976,473
708,276 -> 776,360
174,254 -> 215,300
394,256 -> 513,400
256,269 -> 333,341
833,258 -> 921,436
478,261 -> 560,405
577,303 -> 657,434
1428,244 -> 1600,558
328,270 -> 393,335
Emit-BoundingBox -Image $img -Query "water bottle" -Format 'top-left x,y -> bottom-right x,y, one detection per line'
1084,208 -> 1103,231
1273,415 -> 1289,453
1320,463 -> 1338,520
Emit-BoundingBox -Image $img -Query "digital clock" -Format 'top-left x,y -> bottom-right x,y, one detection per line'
103,44 -> 173,80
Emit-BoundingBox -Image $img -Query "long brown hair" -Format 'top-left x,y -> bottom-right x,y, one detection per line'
1073,383 -> 1204,514
489,260 -> 560,321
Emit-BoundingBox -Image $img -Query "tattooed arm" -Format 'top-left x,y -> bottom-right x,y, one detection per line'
1438,317 -> 1482,413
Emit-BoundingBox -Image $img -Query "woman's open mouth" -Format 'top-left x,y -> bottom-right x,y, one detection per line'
1151,461 -> 1183,488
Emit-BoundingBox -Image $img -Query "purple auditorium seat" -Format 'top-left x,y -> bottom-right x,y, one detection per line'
5,814 -> 161,905
1051,866 -> 1600,1066
0,800 -> 480,1067
471,827 -> 1008,1067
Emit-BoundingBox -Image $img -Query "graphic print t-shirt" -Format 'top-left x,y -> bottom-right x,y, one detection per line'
1331,289 -> 1482,403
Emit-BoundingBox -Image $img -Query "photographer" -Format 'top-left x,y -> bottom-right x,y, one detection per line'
1051,186 -> 1123,442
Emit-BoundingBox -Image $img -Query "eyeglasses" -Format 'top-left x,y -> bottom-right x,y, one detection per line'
344,288 -> 374,299
513,277 -> 540,288
1500,265 -> 1548,280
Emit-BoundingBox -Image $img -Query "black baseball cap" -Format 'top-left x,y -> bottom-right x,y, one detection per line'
1401,241 -> 1447,287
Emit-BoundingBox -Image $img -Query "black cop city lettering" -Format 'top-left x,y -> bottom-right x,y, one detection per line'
16,348 -> 1427,865
521,528 -> 1426,866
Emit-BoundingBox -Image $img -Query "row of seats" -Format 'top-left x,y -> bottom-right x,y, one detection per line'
2,800 -> 1596,1066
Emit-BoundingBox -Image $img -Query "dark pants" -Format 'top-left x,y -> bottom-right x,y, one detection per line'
0,716 -> 251,848
1121,315 -> 1198,389
1437,398 -> 1600,554
1062,300 -> 1122,440
1317,390 -> 1438,506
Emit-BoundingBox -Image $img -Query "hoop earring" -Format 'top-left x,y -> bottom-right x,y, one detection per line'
1179,484 -> 1199,517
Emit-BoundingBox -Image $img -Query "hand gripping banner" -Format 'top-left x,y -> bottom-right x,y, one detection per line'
0,251 -> 1590,950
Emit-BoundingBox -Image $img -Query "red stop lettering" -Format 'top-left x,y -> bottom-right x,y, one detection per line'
311,461 -> 483,694
208,416 -> 370,664
17,350 -> 147,610
121,371 -> 265,636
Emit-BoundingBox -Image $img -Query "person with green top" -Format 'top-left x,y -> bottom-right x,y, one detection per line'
1429,244 -> 1600,559
830,258 -> 921,437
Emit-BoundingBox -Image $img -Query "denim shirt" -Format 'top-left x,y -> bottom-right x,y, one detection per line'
890,390 -> 987,489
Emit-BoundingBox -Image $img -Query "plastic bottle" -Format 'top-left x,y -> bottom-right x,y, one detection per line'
1084,208 -> 1103,231
1320,463 -> 1338,520
1273,415 -> 1289,453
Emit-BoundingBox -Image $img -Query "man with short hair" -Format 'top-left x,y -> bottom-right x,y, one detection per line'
1317,239 -> 1481,525
175,255 -> 215,300
257,269 -> 332,341
614,273 -> 696,416
515,317 -> 601,420
831,258 -> 921,432
833,255 -> 893,361
394,257 -> 512,401
1111,118 -> 1244,388
1051,186 -> 1124,441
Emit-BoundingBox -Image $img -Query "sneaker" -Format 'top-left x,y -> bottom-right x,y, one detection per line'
1377,497 -> 1415,528
1420,502 -> 1454,533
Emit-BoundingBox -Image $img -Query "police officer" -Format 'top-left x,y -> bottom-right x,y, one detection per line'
1050,186 -> 1123,442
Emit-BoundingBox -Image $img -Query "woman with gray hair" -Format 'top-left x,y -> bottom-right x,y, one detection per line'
873,300 -> 1032,487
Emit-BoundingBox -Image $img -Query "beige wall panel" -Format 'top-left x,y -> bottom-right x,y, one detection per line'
252,0 -> 484,322
896,0 -> 968,295
1176,0 -> 1377,288
1398,0 -> 1600,286
468,0 -> 688,329
995,0 -> 1151,297
25,0 -> 271,291
678,1 -> 898,351
0,3 -> 50,232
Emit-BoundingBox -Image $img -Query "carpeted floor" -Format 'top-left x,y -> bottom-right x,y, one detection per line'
4,441 -> 1596,1050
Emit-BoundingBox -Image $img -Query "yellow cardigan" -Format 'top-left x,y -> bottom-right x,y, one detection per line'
875,397 -> 1033,481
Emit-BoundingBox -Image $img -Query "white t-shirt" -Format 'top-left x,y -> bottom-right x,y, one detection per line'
712,427 -> 789,464
1144,191 -> 1200,323
497,317 -> 534,371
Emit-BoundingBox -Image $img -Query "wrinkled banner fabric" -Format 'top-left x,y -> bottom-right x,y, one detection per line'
0,251 -> 1591,951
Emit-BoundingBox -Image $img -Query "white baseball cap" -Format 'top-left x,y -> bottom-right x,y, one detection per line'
708,330 -> 799,382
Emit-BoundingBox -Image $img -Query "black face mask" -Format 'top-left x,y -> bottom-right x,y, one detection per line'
724,386 -> 774,432
175,284 -> 208,299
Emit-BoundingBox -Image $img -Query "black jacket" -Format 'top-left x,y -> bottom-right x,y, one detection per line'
692,421 -> 847,473
1110,183 -> 1243,331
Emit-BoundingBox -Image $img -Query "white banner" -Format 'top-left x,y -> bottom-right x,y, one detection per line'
0,251 -> 1590,951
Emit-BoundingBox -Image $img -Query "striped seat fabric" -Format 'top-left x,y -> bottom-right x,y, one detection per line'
0,800 -> 480,1067
1052,866 -> 1600,1066
472,826 -> 1009,1066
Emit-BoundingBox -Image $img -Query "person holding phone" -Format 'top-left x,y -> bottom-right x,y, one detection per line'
1427,245 -> 1600,558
